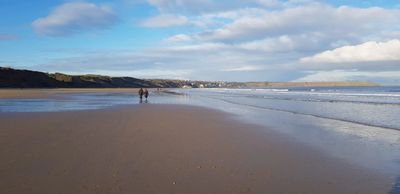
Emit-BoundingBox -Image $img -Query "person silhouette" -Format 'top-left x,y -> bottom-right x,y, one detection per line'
138,88 -> 144,100
144,89 -> 149,100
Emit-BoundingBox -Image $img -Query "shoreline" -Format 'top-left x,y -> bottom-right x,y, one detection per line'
0,104 -> 393,193
0,88 -> 142,99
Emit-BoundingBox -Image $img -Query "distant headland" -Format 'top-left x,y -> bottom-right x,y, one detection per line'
0,67 -> 378,88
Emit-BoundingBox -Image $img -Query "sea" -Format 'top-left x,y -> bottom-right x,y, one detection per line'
1,86 -> 400,187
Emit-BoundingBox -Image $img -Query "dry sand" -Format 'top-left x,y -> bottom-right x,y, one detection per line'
0,89 -> 141,99
0,104 -> 392,194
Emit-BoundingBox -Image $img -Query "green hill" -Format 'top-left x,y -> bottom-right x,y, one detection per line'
0,67 -> 155,88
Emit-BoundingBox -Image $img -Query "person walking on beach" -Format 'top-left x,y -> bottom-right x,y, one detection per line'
138,88 -> 144,100
144,89 -> 149,100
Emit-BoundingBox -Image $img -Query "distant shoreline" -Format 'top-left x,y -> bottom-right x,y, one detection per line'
1,67 -> 378,88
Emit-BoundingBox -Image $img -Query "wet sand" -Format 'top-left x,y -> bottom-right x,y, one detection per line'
0,104 -> 392,193
0,89 -> 141,99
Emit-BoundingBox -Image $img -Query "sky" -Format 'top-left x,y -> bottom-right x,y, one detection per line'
0,0 -> 400,84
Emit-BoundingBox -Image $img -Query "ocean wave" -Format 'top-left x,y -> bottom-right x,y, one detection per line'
198,95 -> 400,132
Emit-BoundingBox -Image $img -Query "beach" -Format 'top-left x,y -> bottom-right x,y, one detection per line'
0,103 -> 392,194
3,0 -> 400,192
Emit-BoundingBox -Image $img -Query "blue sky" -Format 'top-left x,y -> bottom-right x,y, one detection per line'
1,0 -> 400,84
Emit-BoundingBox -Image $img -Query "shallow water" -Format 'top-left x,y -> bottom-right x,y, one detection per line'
0,87 -> 399,182
163,87 -> 400,178
0,92 -> 139,112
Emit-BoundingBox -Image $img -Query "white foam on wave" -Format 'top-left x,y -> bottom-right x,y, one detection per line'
216,88 -> 400,98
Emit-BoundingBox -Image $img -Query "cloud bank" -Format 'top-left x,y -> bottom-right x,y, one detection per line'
29,0 -> 400,84
301,39 -> 400,63
32,2 -> 118,36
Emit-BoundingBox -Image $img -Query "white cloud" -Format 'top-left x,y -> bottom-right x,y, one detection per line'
300,39 -> 400,63
196,4 -> 400,43
32,2 -> 117,36
257,0 -> 280,7
239,35 -> 297,52
221,65 -> 265,72
167,42 -> 229,52
165,34 -> 192,42
146,0 -> 279,13
33,41 -> 281,81
201,8 -> 268,20
141,14 -> 188,27
88,69 -> 192,79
